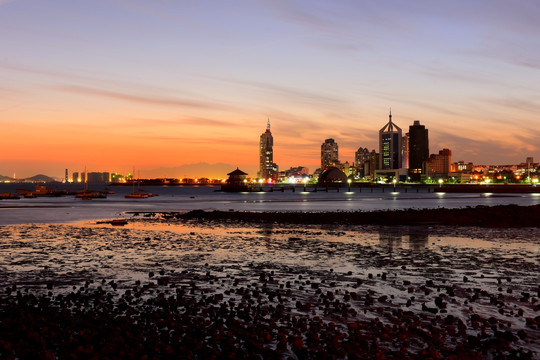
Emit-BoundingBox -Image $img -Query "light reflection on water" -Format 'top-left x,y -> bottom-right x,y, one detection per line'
1,184 -> 540,224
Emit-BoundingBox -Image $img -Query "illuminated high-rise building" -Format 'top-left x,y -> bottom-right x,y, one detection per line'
379,110 -> 402,170
355,147 -> 370,168
408,120 -> 429,181
321,138 -> 339,171
426,148 -> 452,177
258,119 -> 278,181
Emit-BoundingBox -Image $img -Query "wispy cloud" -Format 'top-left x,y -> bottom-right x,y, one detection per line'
140,135 -> 254,147
214,77 -> 347,107
121,116 -> 248,128
53,85 -> 231,110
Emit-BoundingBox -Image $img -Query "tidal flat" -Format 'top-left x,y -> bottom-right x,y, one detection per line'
0,217 -> 538,359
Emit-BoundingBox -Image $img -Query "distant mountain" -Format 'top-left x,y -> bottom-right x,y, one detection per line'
22,174 -> 58,183
145,162 -> 258,179
0,174 -> 15,182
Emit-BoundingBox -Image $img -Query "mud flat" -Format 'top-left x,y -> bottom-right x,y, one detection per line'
0,219 -> 539,359
147,203 -> 540,228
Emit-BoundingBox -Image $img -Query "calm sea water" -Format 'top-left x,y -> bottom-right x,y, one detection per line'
1,183 -> 540,225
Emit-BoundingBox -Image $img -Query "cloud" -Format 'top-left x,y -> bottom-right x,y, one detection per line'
123,116 -> 245,128
433,129 -> 536,164
138,135 -> 254,147
53,85 -> 231,110
0,62 -> 94,82
483,97 -> 540,114
370,91 -> 462,117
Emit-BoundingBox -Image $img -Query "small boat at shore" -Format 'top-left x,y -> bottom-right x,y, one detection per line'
76,191 -> 107,200
0,192 -> 20,200
125,169 -> 156,198
125,192 -> 149,199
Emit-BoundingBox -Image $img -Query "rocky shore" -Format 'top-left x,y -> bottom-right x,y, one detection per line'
166,204 -> 540,228
0,209 -> 539,359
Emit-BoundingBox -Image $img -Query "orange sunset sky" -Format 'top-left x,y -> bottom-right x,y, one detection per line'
1,1 -> 539,179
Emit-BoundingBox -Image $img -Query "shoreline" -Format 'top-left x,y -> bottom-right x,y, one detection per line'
0,219 -> 538,359
129,204 -> 540,228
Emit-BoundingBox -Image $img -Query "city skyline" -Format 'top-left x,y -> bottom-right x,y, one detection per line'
1,1 -> 539,179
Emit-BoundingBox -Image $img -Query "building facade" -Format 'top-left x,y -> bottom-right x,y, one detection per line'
379,110 -> 402,170
408,120 -> 429,181
258,119 -> 278,181
426,148 -> 452,177
321,138 -> 339,171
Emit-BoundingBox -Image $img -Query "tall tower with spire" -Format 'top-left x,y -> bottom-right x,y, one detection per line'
258,119 -> 278,181
379,109 -> 403,170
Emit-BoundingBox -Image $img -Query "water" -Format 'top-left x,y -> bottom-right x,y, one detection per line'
1,183 -> 540,225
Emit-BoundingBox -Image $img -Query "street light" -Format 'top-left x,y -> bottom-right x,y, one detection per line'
392,178 -> 397,191
347,178 -> 352,192
303,177 -> 308,192
438,179 -> 443,188
533,178 -> 539,187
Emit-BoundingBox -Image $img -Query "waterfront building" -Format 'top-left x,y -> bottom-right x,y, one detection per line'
285,166 -> 309,177
379,110 -> 402,170
402,133 -> 409,170
355,147 -> 370,177
87,172 -> 110,184
318,166 -> 347,184
408,120 -> 429,181
375,110 -> 408,181
426,149 -> 452,177
369,150 -> 379,179
72,172 -> 79,183
258,119 -> 278,181
222,168 -> 249,192
321,138 -> 339,170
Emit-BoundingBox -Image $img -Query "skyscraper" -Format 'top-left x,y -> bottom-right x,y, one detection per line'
408,120 -> 429,181
379,110 -> 402,170
321,138 -> 339,170
258,119 -> 278,181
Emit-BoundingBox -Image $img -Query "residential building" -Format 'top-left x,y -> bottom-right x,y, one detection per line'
355,147 -> 370,177
426,149 -> 452,177
321,138 -> 339,170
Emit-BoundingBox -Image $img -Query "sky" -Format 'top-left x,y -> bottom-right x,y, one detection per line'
1,0 -> 539,179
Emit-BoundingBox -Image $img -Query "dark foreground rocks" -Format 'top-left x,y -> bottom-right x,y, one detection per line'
1,278 -> 538,360
175,204 -> 540,228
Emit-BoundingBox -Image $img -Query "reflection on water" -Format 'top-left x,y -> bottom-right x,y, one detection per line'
2,184 -> 540,225
260,223 -> 273,246
379,226 -> 429,251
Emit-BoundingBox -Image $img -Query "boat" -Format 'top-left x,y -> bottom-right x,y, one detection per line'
76,191 -> 107,199
111,219 -> 128,226
0,192 -> 20,200
125,169 -> 152,198
125,192 -> 149,199
76,167 -> 107,200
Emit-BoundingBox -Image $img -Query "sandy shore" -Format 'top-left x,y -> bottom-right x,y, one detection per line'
0,217 -> 539,359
